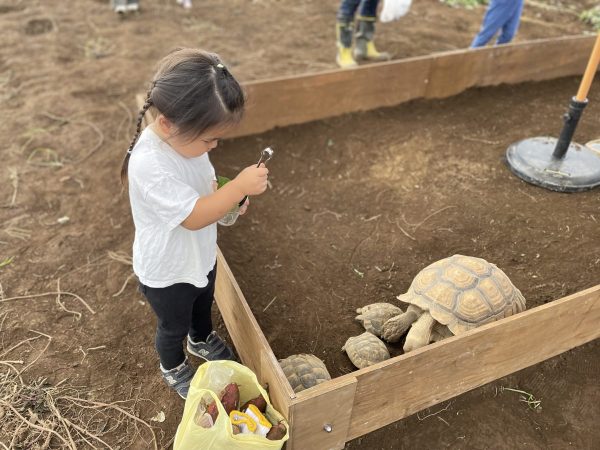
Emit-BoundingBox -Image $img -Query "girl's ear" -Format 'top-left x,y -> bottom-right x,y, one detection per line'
157,114 -> 176,136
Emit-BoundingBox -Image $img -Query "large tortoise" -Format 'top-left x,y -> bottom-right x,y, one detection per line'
279,354 -> 331,393
381,254 -> 526,352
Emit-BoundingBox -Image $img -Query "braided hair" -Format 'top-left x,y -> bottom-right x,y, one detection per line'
120,49 -> 245,185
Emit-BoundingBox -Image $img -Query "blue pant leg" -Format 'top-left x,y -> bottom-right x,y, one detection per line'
358,0 -> 381,18
470,0 -> 515,48
338,0 -> 362,21
496,0 -> 524,44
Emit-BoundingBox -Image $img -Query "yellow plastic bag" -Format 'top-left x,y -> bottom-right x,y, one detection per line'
174,361 -> 289,450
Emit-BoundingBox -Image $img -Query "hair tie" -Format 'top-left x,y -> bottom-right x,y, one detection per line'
216,63 -> 224,69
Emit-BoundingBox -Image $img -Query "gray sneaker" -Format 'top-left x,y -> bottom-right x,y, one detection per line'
161,359 -> 195,399
187,331 -> 236,361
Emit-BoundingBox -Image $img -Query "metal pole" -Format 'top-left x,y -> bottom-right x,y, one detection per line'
551,97 -> 587,160
551,33 -> 600,160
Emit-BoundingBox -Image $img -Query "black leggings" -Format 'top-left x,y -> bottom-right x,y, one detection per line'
139,265 -> 216,370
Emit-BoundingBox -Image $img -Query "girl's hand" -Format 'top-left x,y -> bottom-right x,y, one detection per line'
239,197 -> 249,215
232,164 -> 268,196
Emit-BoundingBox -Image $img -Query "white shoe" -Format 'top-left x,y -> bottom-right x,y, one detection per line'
126,2 -> 139,12
182,0 -> 192,8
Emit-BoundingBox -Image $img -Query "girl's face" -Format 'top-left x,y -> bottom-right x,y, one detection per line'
171,131 -> 222,158
153,115 -> 227,158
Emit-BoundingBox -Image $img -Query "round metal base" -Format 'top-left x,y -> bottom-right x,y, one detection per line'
506,136 -> 600,192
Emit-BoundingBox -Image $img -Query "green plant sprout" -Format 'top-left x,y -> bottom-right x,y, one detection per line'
27,148 -> 63,168
440,0 -> 487,10
501,387 -> 542,410
0,256 -> 15,269
353,267 -> 365,278
217,175 -> 230,189
580,7 -> 600,30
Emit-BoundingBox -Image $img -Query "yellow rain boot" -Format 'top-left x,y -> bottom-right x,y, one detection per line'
354,16 -> 391,62
336,21 -> 358,69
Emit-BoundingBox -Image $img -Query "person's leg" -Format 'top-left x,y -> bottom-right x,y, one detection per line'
187,265 -> 236,361
355,0 -> 390,61
470,0 -> 513,48
189,266 -> 217,343
337,0 -> 362,22
336,0 -> 361,68
142,282 -> 199,370
140,282 -> 200,398
496,0 -> 524,45
358,0 -> 379,18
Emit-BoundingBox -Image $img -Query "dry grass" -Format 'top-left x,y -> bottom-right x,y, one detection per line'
0,325 -> 160,449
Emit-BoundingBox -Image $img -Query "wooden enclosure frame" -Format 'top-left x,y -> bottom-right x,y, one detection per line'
137,35 -> 600,449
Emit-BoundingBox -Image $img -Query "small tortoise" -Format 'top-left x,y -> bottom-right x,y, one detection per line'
381,254 -> 526,352
279,354 -> 331,393
342,332 -> 390,369
355,303 -> 403,337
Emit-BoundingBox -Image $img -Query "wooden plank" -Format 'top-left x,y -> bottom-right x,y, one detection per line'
135,95 -> 296,418
224,35 -> 596,138
214,248 -> 296,417
476,35 -> 596,87
424,49 -> 487,99
286,376 -> 358,450
232,56 -> 431,138
425,35 -> 596,99
292,284 -> 600,444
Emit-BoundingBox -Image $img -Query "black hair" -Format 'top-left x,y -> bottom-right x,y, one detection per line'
121,48 -> 245,184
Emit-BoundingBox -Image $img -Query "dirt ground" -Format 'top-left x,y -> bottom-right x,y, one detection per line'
1,0 -> 599,448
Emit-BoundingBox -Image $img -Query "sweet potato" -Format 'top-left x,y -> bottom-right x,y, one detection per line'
240,394 -> 267,413
266,421 -> 287,440
206,401 -> 219,423
219,383 -> 239,414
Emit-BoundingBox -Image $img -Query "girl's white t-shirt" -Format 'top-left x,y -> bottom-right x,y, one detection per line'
128,127 -> 217,288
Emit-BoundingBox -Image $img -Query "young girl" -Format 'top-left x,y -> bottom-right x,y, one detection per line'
122,49 -> 268,399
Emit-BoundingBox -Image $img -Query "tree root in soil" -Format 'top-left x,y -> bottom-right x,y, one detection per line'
107,250 -> 135,297
0,328 -> 160,449
0,282 -> 96,317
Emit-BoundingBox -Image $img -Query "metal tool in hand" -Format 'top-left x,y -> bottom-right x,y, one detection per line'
239,147 -> 274,206
257,147 -> 274,166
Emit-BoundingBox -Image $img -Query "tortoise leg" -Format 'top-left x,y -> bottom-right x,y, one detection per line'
429,323 -> 453,343
403,312 -> 436,352
381,305 -> 421,343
